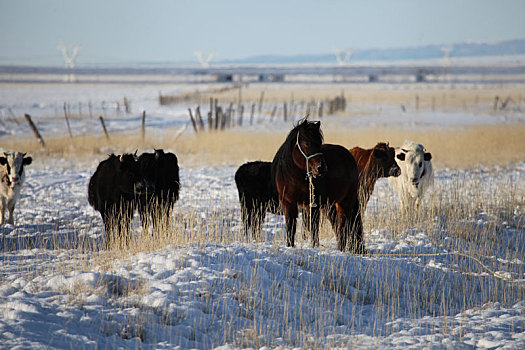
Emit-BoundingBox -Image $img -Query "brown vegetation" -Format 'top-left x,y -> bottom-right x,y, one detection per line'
3,122 -> 524,169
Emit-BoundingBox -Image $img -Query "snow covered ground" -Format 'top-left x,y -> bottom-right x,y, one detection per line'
0,83 -> 524,349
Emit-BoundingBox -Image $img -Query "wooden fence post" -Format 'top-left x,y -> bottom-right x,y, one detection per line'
493,96 -> 499,111
63,102 -> 73,138
123,97 -> 131,114
238,105 -> 244,126
318,101 -> 323,118
218,107 -> 226,130
250,103 -> 255,125
195,106 -> 205,130
283,103 -> 287,122
258,91 -> 265,117
225,102 -> 233,129
24,114 -> 46,147
8,108 -> 20,125
207,98 -> 214,131
214,99 -> 220,130
501,96 -> 511,110
99,116 -> 110,140
270,105 -> 277,122
188,108 -> 198,133
237,85 -> 242,123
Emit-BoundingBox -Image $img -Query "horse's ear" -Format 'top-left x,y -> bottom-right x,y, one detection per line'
424,152 -> 432,161
396,153 -> 406,161
313,120 -> 320,129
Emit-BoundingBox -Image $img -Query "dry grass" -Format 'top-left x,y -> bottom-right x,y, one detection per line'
3,83 -> 524,168
3,122 -> 524,169
183,83 -> 525,109
2,161 -> 523,348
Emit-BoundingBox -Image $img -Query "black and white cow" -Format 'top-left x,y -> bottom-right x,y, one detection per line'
88,153 -> 153,247
137,149 -> 180,233
388,140 -> 433,210
0,152 -> 32,226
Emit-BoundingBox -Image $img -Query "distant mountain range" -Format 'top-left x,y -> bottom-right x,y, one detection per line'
214,39 -> 525,66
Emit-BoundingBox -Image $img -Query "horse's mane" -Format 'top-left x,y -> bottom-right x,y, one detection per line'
271,118 -> 323,179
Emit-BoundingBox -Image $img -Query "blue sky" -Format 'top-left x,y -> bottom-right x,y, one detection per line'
1,0 -> 524,66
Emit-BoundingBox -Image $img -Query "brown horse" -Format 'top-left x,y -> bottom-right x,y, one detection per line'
271,119 -> 326,248
315,144 -> 365,253
272,119 -> 365,253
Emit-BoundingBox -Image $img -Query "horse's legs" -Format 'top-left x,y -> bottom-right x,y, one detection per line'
283,203 -> 298,247
301,208 -> 309,240
335,204 -> 349,252
324,204 -> 344,250
348,198 -> 366,254
306,205 -> 320,248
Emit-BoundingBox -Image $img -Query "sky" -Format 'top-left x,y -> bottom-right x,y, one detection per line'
0,0 -> 524,66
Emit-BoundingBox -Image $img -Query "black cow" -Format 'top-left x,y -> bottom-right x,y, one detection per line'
234,161 -> 281,239
137,149 -> 180,234
88,153 -> 152,248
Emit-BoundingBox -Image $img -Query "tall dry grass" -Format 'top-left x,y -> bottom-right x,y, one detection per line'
3,122 -> 524,169
2,162 -> 523,348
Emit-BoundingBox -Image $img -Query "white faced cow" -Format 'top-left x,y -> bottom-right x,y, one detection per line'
388,140 -> 433,210
0,152 -> 32,225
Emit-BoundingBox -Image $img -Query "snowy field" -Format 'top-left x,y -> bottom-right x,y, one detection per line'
0,83 -> 524,349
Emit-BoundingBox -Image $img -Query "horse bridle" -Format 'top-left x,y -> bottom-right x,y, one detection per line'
296,132 -> 323,178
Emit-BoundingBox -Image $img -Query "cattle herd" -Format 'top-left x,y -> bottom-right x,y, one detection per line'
0,119 -> 434,253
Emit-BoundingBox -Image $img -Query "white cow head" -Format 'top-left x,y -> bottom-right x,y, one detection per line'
395,141 -> 431,190
0,152 -> 32,188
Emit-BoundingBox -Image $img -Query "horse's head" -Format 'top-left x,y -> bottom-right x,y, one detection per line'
293,119 -> 326,178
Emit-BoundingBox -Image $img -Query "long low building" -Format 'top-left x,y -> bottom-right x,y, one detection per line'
1,64 -> 525,84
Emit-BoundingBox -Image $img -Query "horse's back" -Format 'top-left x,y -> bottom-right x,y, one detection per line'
322,144 -> 358,179
317,144 -> 359,202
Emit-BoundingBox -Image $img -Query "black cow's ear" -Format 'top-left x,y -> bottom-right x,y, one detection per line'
396,153 -> 406,161
23,157 -> 32,165
0,157 -> 6,165
424,152 -> 432,161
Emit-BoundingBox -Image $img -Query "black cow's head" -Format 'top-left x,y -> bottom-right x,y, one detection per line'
117,153 -> 153,197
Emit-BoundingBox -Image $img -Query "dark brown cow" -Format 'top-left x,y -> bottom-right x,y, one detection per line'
349,142 -> 400,209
